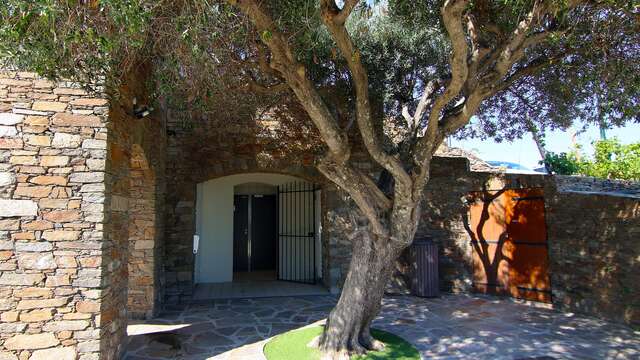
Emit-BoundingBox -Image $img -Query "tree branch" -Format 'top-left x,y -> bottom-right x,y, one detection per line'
229,0 -> 392,237
334,0 -> 360,25
318,158 -> 389,237
412,0 -> 470,189
320,0 -> 413,194
227,0 -> 351,164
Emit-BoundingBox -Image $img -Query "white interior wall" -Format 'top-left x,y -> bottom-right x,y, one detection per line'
195,173 -> 316,283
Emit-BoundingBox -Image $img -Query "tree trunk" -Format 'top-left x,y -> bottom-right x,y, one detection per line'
318,230 -> 409,359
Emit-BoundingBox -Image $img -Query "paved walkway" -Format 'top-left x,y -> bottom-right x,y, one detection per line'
124,294 -> 640,360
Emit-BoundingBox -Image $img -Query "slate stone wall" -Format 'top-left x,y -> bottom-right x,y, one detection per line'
0,70 -> 109,360
161,113 -> 353,301
546,190 -> 639,325
390,157 -> 639,326
0,68 -> 166,360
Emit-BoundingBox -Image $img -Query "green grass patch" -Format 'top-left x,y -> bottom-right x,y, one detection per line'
263,326 -> 420,360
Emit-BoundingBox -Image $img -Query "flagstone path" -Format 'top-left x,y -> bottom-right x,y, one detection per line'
124,294 -> 640,359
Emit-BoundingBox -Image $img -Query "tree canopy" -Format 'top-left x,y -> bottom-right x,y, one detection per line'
1,1 -> 637,142
3,1 -> 638,356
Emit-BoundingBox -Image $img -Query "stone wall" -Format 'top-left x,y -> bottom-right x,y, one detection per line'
101,69 -> 166,360
546,190 -> 639,325
162,112 -> 340,301
385,157 -> 640,326
0,71 -> 109,360
0,68 -> 166,360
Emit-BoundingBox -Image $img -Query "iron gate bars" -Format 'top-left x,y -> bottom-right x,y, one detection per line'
277,181 -> 317,284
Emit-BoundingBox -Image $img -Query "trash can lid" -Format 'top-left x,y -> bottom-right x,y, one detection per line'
413,237 -> 433,245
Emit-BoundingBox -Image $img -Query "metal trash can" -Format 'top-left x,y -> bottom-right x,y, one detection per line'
410,238 -> 439,297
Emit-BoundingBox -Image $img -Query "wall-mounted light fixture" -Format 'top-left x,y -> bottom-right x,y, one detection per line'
132,97 -> 154,119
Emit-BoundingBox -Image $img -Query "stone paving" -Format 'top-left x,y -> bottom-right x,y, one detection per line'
124,294 -> 640,360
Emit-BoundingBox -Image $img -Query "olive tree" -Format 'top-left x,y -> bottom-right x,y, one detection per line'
2,0 -> 637,358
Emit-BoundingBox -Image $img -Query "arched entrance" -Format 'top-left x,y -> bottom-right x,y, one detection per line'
193,173 -> 326,299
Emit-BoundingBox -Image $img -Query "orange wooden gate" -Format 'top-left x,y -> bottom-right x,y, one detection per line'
467,188 -> 551,303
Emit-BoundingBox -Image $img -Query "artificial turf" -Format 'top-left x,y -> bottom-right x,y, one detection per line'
263,326 -> 420,360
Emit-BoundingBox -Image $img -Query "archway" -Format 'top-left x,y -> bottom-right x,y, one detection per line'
193,173 -> 326,299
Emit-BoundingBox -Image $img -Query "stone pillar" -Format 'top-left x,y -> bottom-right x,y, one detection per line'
0,71 -> 109,360
127,145 -> 158,319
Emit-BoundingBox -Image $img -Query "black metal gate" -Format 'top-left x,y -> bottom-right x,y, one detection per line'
277,181 -> 317,284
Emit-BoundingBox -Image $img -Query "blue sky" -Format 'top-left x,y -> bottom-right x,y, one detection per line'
450,122 -> 640,170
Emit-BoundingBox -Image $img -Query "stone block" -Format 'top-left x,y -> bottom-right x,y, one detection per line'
42,230 -> 80,241
32,101 -> 67,112
79,256 -> 101,268
52,113 -> 102,127
40,156 -> 70,167
21,220 -> 53,231
30,176 -> 67,186
39,198 -> 69,209
11,232 -> 34,240
0,172 -> 16,187
85,159 -> 105,170
70,98 -> 108,107
20,309 -> 53,322
0,311 -> 18,322
15,242 -> 53,252
0,273 -> 44,286
0,352 -> 17,360
76,300 -> 99,313
42,320 -> 89,332
9,156 -> 37,165
3,333 -> 59,350
56,256 -> 77,268
25,135 -> 51,146
69,172 -> 104,183
0,220 -> 20,230
16,297 -> 69,310
30,347 -> 76,360
45,275 -> 71,287
0,200 -> 37,216
0,323 -> 26,334
81,139 -> 106,150
52,133 -> 82,148
0,113 -> 24,125
0,125 -> 17,137
14,287 -> 52,298
14,185 -> 52,198
24,115 -> 49,126
0,250 -> 12,260
76,340 -> 99,353
43,210 -> 81,223
0,79 -> 31,86
0,138 -> 24,149
134,240 -> 154,250
79,184 -> 104,192
32,79 -> 55,88
53,87 -> 87,96
17,252 -> 56,270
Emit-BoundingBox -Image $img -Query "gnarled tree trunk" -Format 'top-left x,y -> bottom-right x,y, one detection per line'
318,229 -> 413,358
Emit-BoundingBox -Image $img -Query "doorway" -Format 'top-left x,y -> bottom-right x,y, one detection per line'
233,194 -> 277,282
194,173 -> 324,292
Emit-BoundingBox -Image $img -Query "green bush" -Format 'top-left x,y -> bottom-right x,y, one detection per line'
541,139 -> 640,181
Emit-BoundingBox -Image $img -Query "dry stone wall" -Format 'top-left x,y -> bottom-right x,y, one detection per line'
162,112 -> 347,301
0,68 -> 166,360
385,157 -> 639,326
0,71 -> 108,360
